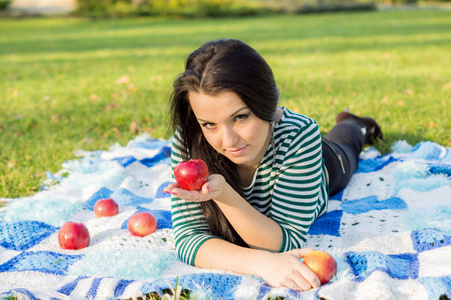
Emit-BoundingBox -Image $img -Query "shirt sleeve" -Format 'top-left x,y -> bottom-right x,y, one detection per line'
270,121 -> 326,252
170,129 -> 217,265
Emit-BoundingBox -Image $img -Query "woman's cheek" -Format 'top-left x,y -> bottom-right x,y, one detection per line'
203,133 -> 221,152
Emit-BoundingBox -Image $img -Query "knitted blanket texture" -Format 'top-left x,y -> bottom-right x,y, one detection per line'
1,135 -> 450,300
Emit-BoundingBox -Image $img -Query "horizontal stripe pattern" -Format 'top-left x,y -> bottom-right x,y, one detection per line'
170,130 -> 216,265
171,108 -> 329,264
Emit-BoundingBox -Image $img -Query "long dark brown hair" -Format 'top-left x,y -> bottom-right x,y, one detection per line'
169,39 -> 279,246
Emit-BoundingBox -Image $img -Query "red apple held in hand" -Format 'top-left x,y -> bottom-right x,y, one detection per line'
58,222 -> 90,250
174,159 -> 209,191
303,250 -> 337,284
94,198 -> 119,218
127,212 -> 158,237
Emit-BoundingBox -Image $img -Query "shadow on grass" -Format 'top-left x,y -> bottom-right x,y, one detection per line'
3,35 -> 450,65
2,11 -> 451,56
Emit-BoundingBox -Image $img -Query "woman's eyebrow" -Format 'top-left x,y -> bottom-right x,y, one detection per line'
230,107 -> 249,117
197,107 -> 248,123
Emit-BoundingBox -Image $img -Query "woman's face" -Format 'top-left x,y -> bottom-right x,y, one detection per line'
189,91 -> 272,169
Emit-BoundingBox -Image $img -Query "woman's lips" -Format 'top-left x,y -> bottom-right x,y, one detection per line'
227,146 -> 247,157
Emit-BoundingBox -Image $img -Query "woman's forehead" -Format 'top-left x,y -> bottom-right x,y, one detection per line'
188,91 -> 249,121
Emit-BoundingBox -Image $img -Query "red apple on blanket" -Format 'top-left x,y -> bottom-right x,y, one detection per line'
127,212 -> 158,237
303,250 -> 337,284
174,159 -> 209,191
58,222 -> 90,250
94,198 -> 119,218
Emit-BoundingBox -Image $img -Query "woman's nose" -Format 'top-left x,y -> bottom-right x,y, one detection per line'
221,126 -> 239,148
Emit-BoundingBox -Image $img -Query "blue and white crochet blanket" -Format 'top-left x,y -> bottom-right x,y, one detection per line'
1,134 -> 450,300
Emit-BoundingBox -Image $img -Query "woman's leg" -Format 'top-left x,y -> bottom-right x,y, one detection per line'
322,120 -> 365,195
336,111 -> 383,144
323,111 -> 383,195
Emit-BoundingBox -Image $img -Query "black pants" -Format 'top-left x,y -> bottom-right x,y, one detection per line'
322,120 -> 365,196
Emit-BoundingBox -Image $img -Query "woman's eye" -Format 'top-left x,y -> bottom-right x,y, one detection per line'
202,123 -> 215,129
235,114 -> 249,122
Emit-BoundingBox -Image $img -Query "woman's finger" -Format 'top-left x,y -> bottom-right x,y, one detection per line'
171,188 -> 209,202
166,174 -> 225,201
287,247 -> 315,259
288,276 -> 311,292
162,183 -> 179,194
298,263 -> 321,289
282,250 -> 321,290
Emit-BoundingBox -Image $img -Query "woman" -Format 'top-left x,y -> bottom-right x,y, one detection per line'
163,38 -> 382,291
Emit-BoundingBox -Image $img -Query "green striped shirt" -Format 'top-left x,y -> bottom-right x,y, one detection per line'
171,108 -> 329,265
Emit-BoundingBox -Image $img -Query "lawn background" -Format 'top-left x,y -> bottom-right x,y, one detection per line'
1,10 -> 450,199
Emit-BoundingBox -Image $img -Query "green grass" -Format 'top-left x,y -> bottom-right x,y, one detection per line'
1,10 -> 450,199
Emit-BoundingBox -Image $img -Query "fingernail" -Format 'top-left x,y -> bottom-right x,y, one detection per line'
170,191 -> 177,196
206,186 -> 209,193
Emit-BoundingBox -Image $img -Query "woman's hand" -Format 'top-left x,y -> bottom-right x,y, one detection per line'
163,174 -> 227,202
254,248 -> 321,291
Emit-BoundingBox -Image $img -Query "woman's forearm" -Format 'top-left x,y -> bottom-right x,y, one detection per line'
194,238 -> 321,291
195,238 -> 264,274
165,174 -> 284,252
213,184 -> 283,251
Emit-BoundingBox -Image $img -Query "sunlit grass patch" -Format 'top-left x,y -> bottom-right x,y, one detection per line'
1,10 -> 450,198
